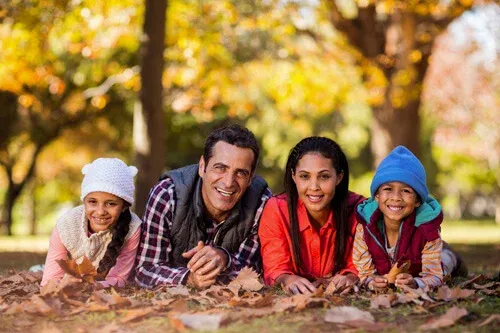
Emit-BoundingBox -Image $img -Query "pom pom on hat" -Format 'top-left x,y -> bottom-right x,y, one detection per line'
80,158 -> 137,205
370,146 -> 428,201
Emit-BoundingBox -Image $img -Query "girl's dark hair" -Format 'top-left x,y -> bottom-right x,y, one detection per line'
284,136 -> 350,274
97,207 -> 131,275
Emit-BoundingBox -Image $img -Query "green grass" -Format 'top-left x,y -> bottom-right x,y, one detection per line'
441,220 -> 500,244
0,235 -> 50,252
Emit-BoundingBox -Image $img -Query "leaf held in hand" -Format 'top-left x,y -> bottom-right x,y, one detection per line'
385,260 -> 411,284
56,256 -> 97,283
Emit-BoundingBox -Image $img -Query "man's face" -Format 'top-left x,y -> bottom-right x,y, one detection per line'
199,141 -> 255,222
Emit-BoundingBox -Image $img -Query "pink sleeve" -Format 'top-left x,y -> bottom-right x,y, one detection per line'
41,227 -> 68,286
98,227 -> 141,288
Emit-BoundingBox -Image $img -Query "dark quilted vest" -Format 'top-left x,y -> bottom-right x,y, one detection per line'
359,208 -> 442,277
161,164 -> 268,267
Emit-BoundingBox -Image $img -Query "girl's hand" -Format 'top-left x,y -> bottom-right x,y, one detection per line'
329,273 -> 359,295
395,273 -> 417,289
368,275 -> 389,290
277,274 -> 317,295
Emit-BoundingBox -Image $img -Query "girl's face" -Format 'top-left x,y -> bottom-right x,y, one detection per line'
84,192 -> 126,233
292,153 -> 343,223
375,181 -> 421,225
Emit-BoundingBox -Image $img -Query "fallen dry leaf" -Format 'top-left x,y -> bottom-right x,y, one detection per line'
273,294 -> 328,312
56,256 -> 97,283
90,289 -> 131,308
472,281 -> 499,290
436,286 -> 475,301
171,312 -> 229,331
165,285 -> 190,296
419,306 -> 467,330
90,322 -> 131,333
385,260 -> 411,284
40,323 -> 64,333
370,294 -> 399,309
478,314 -> 500,327
228,292 -> 274,308
324,306 -> 375,325
399,285 -> 435,304
458,274 -> 490,288
198,285 -> 239,304
228,267 -> 263,291
119,307 -> 154,323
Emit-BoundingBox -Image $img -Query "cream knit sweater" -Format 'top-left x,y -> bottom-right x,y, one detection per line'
56,205 -> 142,268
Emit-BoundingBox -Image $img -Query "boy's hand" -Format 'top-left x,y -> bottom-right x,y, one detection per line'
368,275 -> 389,290
395,273 -> 417,289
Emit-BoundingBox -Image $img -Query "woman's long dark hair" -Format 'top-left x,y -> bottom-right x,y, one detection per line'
96,207 -> 131,276
284,136 -> 350,274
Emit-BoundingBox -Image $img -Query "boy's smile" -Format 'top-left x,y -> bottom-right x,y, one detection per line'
375,181 -> 421,224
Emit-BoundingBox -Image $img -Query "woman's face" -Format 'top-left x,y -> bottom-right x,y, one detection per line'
84,192 -> 125,233
292,153 -> 343,222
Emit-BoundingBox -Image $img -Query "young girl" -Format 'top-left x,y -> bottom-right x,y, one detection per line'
353,146 -> 466,290
41,158 -> 142,289
259,137 -> 364,294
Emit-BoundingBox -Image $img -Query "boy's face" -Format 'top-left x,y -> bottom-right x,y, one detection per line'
375,181 -> 421,224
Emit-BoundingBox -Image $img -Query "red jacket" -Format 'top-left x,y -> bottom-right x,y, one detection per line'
258,192 -> 363,286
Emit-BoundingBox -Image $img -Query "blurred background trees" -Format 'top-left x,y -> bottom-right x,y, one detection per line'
0,0 -> 498,234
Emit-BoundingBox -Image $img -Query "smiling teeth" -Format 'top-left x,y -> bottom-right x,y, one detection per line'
388,206 -> 403,211
307,195 -> 322,202
216,188 -> 234,197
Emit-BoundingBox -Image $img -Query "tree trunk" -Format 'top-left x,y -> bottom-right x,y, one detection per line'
134,0 -> 167,218
27,180 -> 37,235
2,182 -> 22,236
371,99 -> 421,167
328,4 -> 434,167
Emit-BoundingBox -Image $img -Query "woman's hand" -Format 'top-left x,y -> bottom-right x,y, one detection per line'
329,273 -> 359,295
276,274 -> 317,295
395,273 -> 417,289
368,275 -> 389,290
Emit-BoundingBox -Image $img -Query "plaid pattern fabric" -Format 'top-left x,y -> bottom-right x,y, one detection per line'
135,177 -> 271,288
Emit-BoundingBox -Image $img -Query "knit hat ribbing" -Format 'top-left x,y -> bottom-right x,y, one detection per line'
370,146 -> 428,201
80,158 -> 138,205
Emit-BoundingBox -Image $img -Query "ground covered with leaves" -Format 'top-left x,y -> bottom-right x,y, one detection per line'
0,244 -> 499,333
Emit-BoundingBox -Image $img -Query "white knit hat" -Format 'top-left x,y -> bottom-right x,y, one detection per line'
80,158 -> 138,205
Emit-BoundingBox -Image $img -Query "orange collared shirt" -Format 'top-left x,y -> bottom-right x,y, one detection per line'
259,193 -> 358,285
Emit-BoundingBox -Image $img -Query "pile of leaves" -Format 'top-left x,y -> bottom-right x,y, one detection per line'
0,258 -> 499,332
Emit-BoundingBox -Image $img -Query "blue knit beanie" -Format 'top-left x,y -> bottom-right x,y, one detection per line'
370,146 -> 428,201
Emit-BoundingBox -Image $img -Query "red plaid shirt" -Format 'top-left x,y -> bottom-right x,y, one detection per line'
135,177 -> 271,288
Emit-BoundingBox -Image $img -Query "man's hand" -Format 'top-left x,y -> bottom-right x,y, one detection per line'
277,274 -> 317,295
186,271 -> 216,290
395,273 -> 417,289
181,241 -> 229,288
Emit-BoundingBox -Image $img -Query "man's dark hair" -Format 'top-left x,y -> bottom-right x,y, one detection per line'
203,124 -> 260,172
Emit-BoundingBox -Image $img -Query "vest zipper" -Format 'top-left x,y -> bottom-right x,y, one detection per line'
366,220 -> 404,265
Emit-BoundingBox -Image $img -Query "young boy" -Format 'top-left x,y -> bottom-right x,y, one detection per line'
353,146 -> 466,290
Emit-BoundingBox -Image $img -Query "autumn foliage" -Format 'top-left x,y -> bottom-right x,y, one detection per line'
0,266 -> 499,332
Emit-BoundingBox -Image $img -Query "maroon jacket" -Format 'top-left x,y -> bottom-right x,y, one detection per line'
356,197 -> 443,277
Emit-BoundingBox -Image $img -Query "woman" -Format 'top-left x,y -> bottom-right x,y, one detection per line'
259,137 -> 364,294
41,158 -> 142,289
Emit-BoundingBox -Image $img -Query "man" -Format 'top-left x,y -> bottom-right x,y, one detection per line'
135,124 -> 271,289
